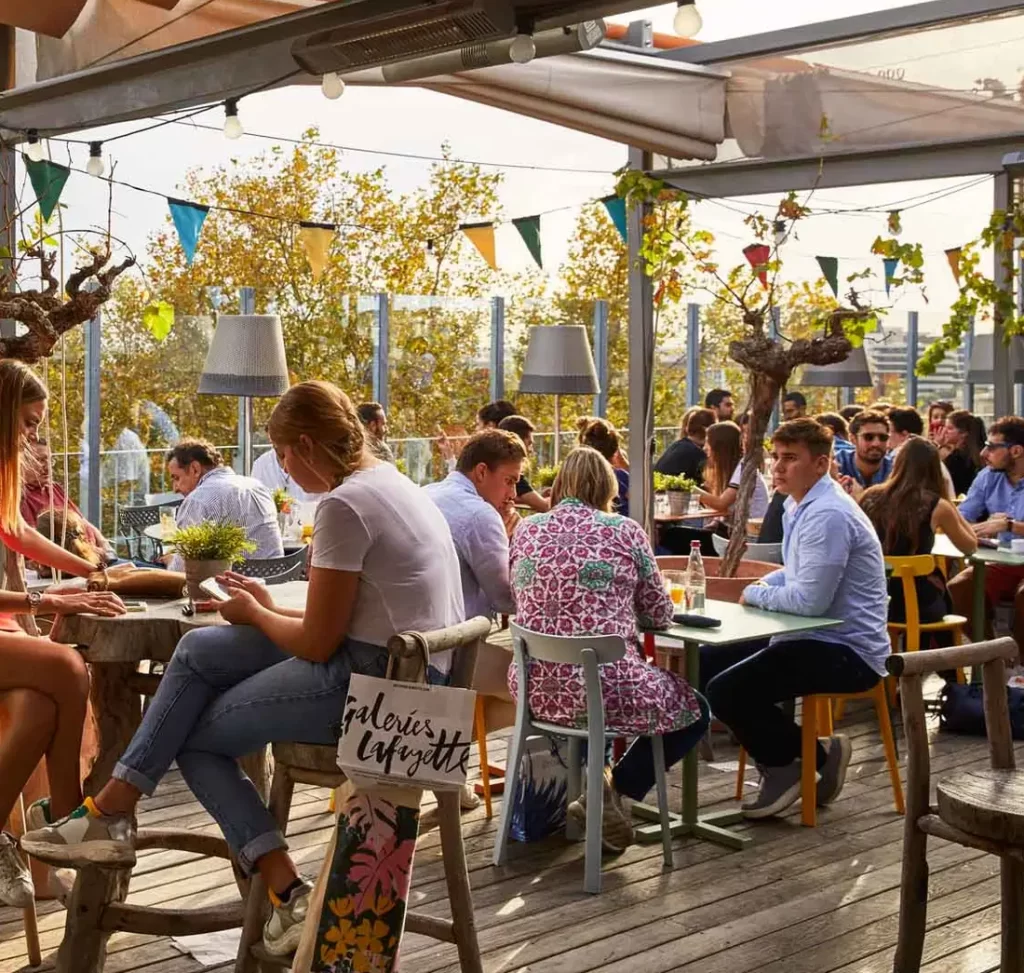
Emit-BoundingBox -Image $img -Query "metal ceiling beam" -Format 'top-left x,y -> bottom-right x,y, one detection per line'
0,0 -> 655,136
657,0 -> 1024,65
654,132 -> 1024,199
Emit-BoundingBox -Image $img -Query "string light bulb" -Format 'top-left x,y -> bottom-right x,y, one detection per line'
25,130 -> 43,163
223,99 -> 244,140
321,72 -> 345,99
86,142 -> 105,177
509,33 -> 536,64
673,0 -> 703,37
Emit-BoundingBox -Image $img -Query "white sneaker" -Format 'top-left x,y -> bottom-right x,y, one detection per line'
0,833 -> 34,908
263,879 -> 313,957
460,782 -> 482,810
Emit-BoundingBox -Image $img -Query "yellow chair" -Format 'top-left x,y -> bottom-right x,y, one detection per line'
734,684 -> 904,825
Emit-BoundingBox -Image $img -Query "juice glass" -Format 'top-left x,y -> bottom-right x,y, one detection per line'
663,570 -> 688,609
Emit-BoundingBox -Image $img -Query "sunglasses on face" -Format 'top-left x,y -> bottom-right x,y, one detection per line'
983,441 -> 1010,451
860,432 -> 890,443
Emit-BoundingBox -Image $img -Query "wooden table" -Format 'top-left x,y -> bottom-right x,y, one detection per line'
636,600 -> 842,850
54,581 -> 308,796
931,534 -> 1024,643
654,509 -> 719,524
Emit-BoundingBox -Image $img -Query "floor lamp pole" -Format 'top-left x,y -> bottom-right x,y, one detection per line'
554,394 -> 561,464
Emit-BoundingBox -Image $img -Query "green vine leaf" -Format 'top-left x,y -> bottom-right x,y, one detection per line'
142,300 -> 175,342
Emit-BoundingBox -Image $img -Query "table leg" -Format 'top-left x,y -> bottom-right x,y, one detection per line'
634,640 -> 751,850
972,563 -> 986,684
83,662 -> 142,797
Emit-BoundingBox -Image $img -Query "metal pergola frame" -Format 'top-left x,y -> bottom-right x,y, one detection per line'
622,0 -> 1024,525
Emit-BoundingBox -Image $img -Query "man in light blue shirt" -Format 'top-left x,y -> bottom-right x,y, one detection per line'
705,418 -> 889,820
423,429 -> 525,621
949,416 -> 1024,647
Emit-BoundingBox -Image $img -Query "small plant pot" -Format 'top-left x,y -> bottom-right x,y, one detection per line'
184,558 -> 232,601
667,490 -> 689,516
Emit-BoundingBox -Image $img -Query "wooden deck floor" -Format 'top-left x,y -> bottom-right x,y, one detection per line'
0,694 -> 1007,973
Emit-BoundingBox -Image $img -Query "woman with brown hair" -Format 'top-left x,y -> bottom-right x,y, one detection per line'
698,420 -> 770,520
577,417 -> 629,514
508,447 -> 708,852
941,409 -> 985,496
26,380 -> 465,956
0,360 -> 126,906
860,435 -> 977,631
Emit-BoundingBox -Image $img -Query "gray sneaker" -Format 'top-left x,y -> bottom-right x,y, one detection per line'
567,767 -> 635,853
263,879 -> 314,957
21,799 -> 135,866
0,833 -> 33,908
742,761 -> 817,819
816,734 -> 852,806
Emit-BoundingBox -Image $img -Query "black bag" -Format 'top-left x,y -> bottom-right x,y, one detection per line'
938,682 -> 1024,739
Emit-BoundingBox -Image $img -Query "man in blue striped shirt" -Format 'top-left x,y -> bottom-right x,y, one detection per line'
705,418 -> 890,820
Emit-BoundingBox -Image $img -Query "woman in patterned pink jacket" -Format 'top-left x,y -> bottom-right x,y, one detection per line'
508,446 -> 709,852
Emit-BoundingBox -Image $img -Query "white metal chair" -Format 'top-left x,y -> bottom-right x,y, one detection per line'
711,532 -> 783,564
493,621 -> 674,894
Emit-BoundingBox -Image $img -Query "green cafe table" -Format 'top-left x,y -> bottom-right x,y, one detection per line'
931,533 -> 1024,643
637,599 -> 841,850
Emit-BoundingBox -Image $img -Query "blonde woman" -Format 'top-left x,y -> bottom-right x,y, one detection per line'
508,446 -> 708,852
26,381 -> 465,956
0,360 -> 126,906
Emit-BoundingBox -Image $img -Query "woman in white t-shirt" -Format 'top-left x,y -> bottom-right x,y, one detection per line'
698,420 -> 770,521
26,381 -> 465,958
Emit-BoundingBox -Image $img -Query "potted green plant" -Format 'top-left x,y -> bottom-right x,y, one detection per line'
271,487 -> 294,533
170,521 -> 256,600
663,474 -> 698,516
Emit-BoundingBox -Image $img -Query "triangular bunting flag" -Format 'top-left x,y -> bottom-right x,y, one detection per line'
815,256 -> 839,297
297,222 -> 335,281
601,196 -> 627,242
168,198 -> 209,266
460,222 -> 497,270
945,247 -> 962,286
743,243 -> 771,289
24,158 -> 70,222
512,215 -> 542,269
883,257 -> 899,297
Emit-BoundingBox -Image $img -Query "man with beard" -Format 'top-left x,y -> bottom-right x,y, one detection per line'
836,410 -> 893,496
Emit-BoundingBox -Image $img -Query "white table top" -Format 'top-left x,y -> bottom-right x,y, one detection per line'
651,598 -> 843,646
931,533 -> 1024,566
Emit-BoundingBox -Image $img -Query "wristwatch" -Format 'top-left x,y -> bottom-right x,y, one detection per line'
26,590 -> 41,616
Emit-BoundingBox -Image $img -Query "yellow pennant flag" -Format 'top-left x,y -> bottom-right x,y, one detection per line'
297,223 -> 336,281
461,222 -> 497,270
944,247 -> 962,286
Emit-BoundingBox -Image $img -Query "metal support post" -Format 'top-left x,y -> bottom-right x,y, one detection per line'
906,310 -> 919,409
83,314 -> 101,524
993,173 -> 1014,419
489,296 -> 505,403
237,287 -> 255,475
372,292 -> 390,412
1017,252 -> 1024,417
686,303 -> 700,407
593,300 -> 609,417
965,317 -> 975,411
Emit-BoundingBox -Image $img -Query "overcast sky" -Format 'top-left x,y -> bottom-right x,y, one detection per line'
38,1 -> 1016,337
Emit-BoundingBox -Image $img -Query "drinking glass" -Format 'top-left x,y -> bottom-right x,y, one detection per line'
159,505 -> 177,539
663,570 -> 688,609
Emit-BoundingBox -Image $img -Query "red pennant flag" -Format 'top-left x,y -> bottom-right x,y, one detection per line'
743,243 -> 771,289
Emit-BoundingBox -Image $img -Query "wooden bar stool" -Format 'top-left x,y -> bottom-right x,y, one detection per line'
734,682 -> 905,825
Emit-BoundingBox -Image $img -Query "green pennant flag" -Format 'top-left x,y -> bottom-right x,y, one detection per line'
512,215 -> 542,269
24,157 -> 70,222
815,256 -> 839,297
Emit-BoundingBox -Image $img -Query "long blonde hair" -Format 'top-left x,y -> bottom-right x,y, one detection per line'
0,360 -> 46,531
705,421 -> 742,495
551,446 -> 618,512
267,381 -> 365,490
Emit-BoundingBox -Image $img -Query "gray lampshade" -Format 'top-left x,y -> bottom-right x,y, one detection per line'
796,345 -> 874,387
198,314 -> 290,397
518,325 -> 600,395
965,333 -> 1024,384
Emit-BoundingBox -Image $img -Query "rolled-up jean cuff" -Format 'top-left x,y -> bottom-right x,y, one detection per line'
238,829 -> 288,876
112,761 -> 159,796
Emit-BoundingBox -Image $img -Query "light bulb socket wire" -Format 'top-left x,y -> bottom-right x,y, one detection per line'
89,141 -> 102,158
224,98 -> 240,120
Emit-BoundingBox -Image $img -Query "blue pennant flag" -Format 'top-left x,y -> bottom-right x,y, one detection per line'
883,257 -> 899,297
602,196 -> 627,243
168,198 -> 210,266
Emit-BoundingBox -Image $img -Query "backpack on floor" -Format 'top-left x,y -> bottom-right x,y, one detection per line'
938,682 -> 1024,739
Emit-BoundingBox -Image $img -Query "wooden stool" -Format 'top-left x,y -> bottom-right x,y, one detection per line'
734,682 -> 905,825
237,741 -> 483,972
889,638 -> 1024,973
13,793 -> 42,968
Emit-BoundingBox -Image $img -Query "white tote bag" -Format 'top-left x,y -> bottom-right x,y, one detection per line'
337,672 -> 477,792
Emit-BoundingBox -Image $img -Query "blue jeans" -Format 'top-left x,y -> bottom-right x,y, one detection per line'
114,625 -> 391,875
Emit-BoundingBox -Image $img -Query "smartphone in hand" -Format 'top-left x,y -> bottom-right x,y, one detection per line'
198,577 -> 231,602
